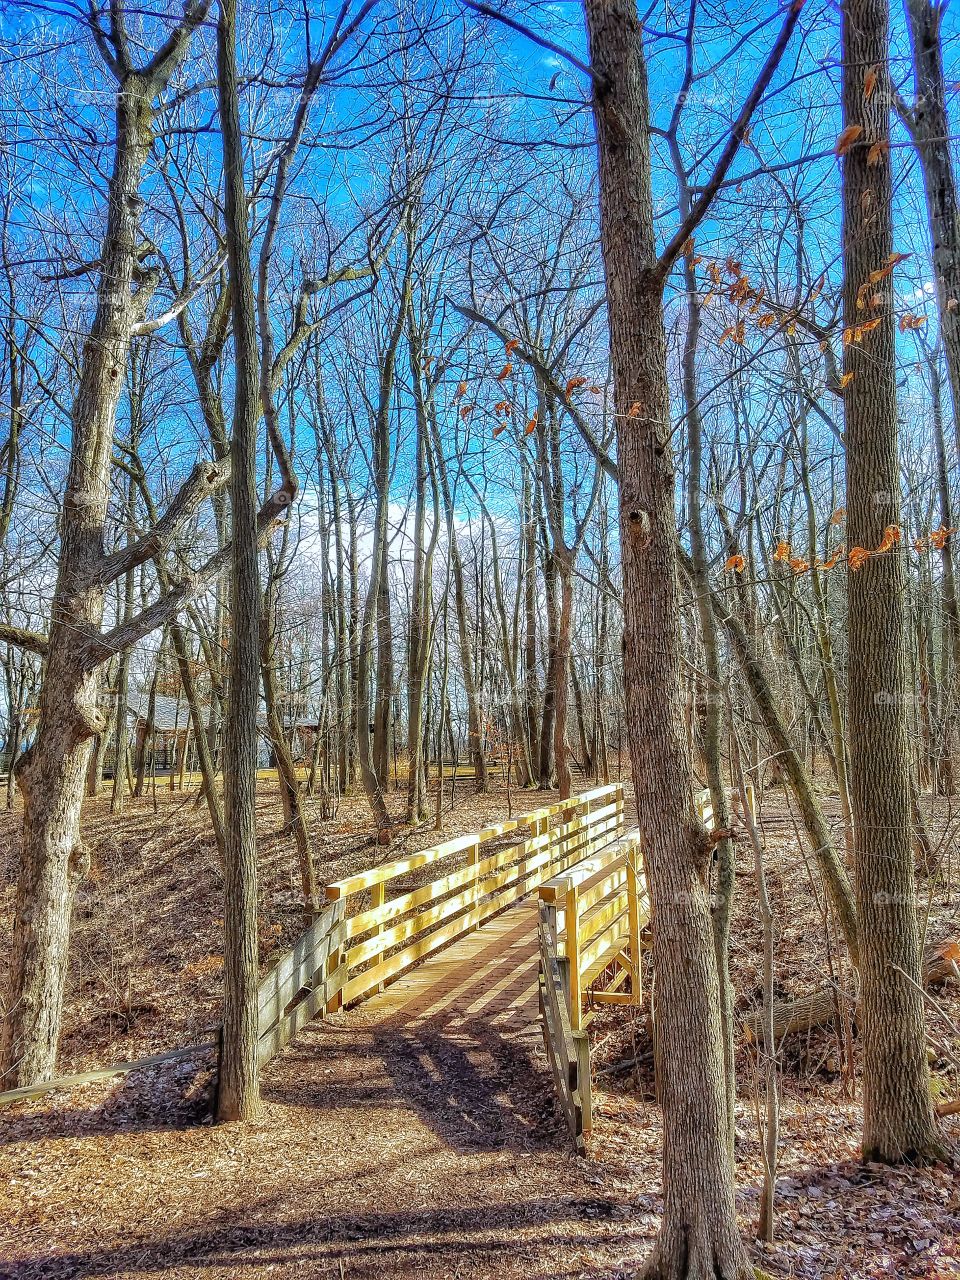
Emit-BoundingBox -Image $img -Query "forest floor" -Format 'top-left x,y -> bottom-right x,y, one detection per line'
1,774 -> 959,1279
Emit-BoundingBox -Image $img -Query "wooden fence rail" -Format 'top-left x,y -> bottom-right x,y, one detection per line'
0,784 -> 629,1108
255,897 -> 347,1066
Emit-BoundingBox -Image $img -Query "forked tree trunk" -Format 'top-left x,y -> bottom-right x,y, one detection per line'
841,0 -> 944,1163
1,75 -> 161,1088
583,3 -> 751,1274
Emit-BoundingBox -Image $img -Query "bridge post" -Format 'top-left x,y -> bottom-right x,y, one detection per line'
324,884 -> 345,1012
626,842 -> 643,1005
564,882 -> 583,1030
370,881 -> 385,993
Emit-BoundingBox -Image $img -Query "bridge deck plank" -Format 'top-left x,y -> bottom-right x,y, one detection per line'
358,898 -> 542,1032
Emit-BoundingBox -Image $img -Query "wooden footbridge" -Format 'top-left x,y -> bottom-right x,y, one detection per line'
256,783 -> 647,1152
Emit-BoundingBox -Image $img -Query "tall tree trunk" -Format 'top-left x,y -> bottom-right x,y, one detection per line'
374,570 -> 394,787
406,331 -> 438,823
841,0 -> 943,1163
1,63 -> 169,1086
218,0 -> 261,1122
427,413 -> 489,793
260,601 -> 315,910
674,181 -> 736,1146
552,553 -> 574,799
356,265 -> 411,838
583,3 -> 751,1273
522,469 -> 539,782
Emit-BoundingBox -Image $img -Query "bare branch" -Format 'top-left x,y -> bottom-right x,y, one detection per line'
130,251 -> 227,337
96,456 -> 231,586
451,299 -> 619,481
656,0 -> 805,278
462,1 -> 608,91
0,624 -> 48,657
89,487 -> 291,666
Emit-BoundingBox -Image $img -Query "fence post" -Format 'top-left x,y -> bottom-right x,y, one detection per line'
626,840 -> 643,1005
745,781 -> 756,821
565,882 -> 582,1030
573,1028 -> 592,1139
370,881 -> 385,993
325,885 -> 345,1012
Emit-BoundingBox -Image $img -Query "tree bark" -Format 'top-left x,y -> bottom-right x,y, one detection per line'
217,0 -> 262,1122
841,0 -> 943,1163
0,20 -> 209,1082
583,3 -> 751,1274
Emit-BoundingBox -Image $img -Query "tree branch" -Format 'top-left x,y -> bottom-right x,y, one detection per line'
130,251 -> 226,337
451,300 -> 619,482
0,624 -> 48,657
656,0 -> 806,278
88,487 -> 290,666
96,456 -> 231,587
461,0 -> 608,91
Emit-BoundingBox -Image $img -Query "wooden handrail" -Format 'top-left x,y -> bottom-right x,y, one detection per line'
324,783 -> 625,1009
540,827 -> 647,1030
249,783 -> 627,1066
326,784 -> 620,900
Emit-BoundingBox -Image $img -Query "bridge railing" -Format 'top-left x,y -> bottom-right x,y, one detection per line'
537,899 -> 591,1154
324,782 -> 625,1009
539,830 -> 647,1032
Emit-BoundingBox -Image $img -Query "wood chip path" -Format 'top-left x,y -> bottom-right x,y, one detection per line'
3,899 -> 648,1280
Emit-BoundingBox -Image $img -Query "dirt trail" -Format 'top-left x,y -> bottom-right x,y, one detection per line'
1,899 -> 647,1280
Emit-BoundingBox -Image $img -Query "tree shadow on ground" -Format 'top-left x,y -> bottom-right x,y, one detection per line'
5,1195 -> 631,1280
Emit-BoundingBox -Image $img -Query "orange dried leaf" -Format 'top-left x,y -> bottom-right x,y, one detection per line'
930,525 -> 957,550
495,362 -> 513,382
835,124 -> 863,156
565,376 -> 588,396
724,554 -> 745,573
830,507 -> 846,525
525,412 -> 538,435
504,338 -> 520,354
867,139 -> 889,167
455,380 -> 467,399
773,540 -> 791,563
864,66 -> 879,100
848,546 -> 870,570
839,372 -> 854,389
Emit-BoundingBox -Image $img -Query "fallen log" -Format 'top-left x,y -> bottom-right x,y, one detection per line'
742,937 -> 960,1044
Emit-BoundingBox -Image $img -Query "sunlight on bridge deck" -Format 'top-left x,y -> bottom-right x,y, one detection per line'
361,898 -> 542,1035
